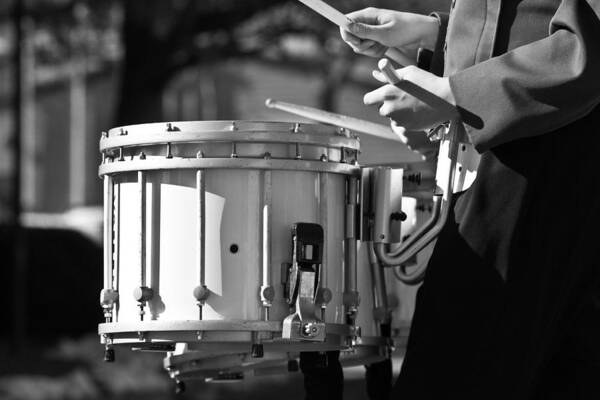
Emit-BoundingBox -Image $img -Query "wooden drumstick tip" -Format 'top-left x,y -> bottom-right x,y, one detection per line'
265,98 -> 275,108
378,58 -> 402,85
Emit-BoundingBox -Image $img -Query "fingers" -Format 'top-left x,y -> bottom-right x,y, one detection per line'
349,38 -> 378,53
346,7 -> 384,25
372,69 -> 386,83
344,8 -> 392,42
363,85 -> 399,106
340,27 -> 387,57
378,102 -> 396,118
390,121 -> 408,144
347,21 -> 391,42
339,27 -> 361,45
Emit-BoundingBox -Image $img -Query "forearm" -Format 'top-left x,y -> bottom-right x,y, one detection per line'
449,1 -> 600,151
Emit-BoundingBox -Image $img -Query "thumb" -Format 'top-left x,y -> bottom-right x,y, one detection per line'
349,21 -> 388,42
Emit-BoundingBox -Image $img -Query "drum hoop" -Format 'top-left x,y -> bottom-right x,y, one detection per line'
108,120 -> 347,135
100,131 -> 360,153
99,320 -> 352,338
98,157 -> 360,176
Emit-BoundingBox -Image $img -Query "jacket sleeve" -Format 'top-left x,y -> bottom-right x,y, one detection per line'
428,12 -> 449,77
449,0 -> 600,152
416,12 -> 449,77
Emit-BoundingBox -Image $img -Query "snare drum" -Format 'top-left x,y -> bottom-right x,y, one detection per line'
98,121 -> 361,356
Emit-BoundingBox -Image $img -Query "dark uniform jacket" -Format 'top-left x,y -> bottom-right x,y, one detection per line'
396,1 -> 600,399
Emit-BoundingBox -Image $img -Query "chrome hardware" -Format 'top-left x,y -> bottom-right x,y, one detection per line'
337,127 -> 350,137
427,121 -> 450,142
282,223 -> 326,341
99,288 -> 119,322
195,169 -> 208,319
166,122 -> 180,132
343,177 -> 359,317
261,170 -> 273,318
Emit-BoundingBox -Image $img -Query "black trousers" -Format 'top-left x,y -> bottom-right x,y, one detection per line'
393,191 -> 600,399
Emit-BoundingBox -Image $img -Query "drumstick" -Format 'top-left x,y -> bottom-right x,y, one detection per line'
265,99 -> 426,163
296,0 -> 414,67
266,98 -> 401,142
378,58 -> 460,119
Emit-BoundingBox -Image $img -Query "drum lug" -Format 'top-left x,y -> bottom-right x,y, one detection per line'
133,286 -> 153,321
99,288 -> 119,322
193,285 -> 210,320
260,285 -> 275,308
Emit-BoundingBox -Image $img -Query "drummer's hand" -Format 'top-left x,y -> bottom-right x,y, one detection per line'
364,65 -> 456,131
392,123 -> 439,160
340,8 -> 439,58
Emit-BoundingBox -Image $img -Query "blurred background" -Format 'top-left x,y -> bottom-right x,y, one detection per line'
0,0 -> 448,399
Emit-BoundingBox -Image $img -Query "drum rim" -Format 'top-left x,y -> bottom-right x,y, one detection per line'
107,120 -> 352,136
100,130 -> 360,154
98,157 -> 361,176
99,320 -> 351,335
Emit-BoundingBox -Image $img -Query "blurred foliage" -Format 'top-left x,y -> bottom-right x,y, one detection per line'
2,0 -> 450,72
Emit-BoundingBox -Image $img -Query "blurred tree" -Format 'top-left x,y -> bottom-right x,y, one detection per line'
117,0 -> 286,125
115,0 -> 450,125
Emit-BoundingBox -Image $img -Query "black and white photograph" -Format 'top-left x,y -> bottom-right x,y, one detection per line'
1,0 -> 599,399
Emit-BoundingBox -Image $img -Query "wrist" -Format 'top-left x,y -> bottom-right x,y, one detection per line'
438,77 -> 456,106
419,16 -> 440,50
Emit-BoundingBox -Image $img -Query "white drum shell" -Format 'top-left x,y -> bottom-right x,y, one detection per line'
115,169 -> 347,323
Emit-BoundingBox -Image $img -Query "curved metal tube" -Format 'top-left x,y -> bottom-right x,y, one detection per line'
374,123 -> 460,285
367,242 -> 389,325
389,195 -> 442,257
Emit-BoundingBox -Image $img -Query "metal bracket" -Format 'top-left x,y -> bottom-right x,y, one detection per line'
282,223 -> 326,341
